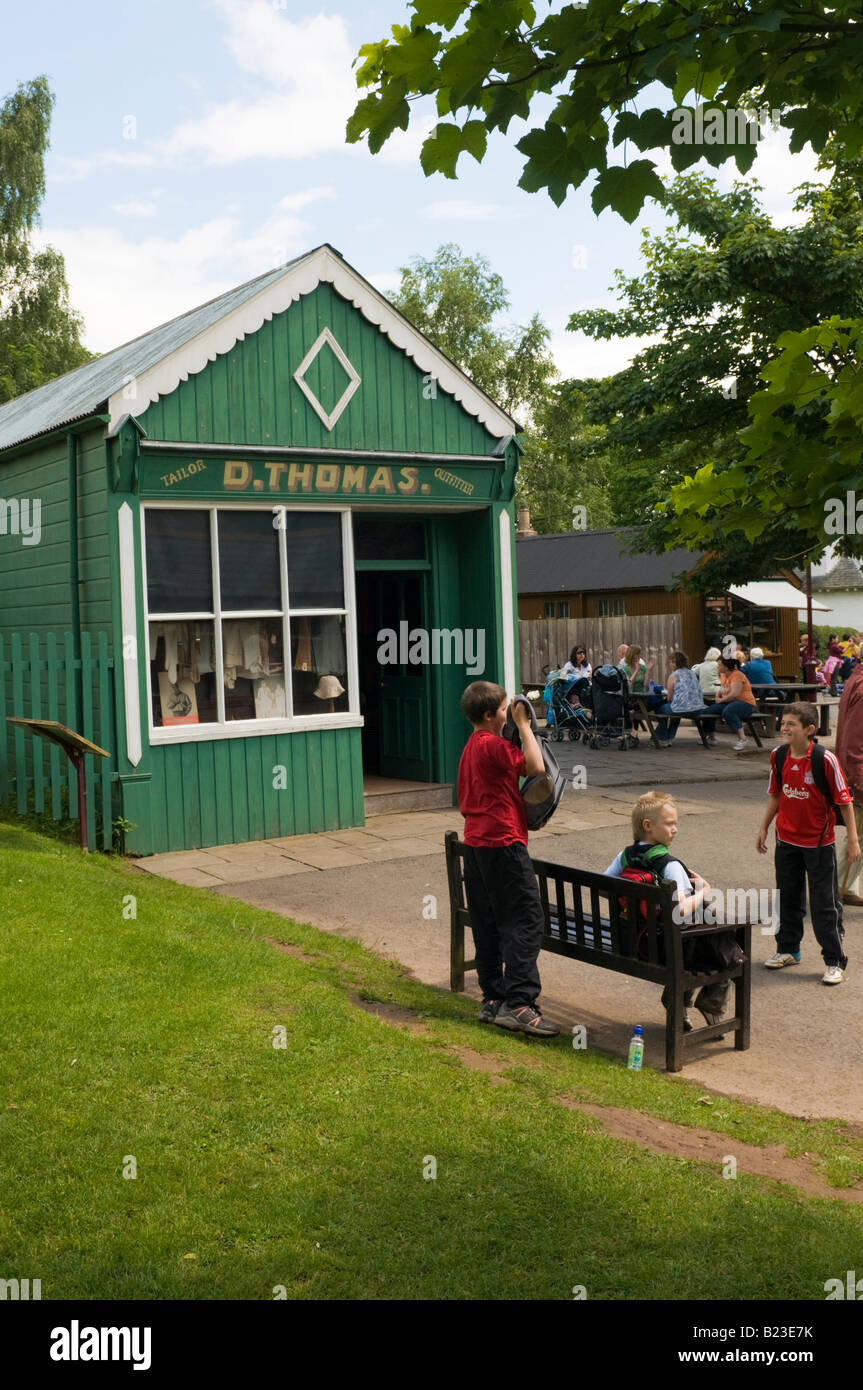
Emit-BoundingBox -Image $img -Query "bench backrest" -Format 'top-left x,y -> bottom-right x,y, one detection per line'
445,832 -> 678,975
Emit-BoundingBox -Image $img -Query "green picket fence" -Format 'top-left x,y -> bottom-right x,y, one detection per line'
0,632 -> 116,851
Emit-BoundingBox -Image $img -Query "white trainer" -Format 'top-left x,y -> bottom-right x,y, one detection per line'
733,737 -> 750,750
822,965 -> 845,985
764,952 -> 801,968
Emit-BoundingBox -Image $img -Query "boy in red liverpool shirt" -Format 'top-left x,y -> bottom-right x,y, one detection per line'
756,702 -> 860,984
457,681 -> 560,1036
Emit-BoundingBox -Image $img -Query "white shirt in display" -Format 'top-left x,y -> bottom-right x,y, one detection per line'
604,845 -> 693,901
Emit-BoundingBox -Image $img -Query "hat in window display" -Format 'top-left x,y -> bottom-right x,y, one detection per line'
314,675 -> 345,700
314,674 -> 345,713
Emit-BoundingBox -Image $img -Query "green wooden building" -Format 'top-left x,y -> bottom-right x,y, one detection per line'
0,245 -> 521,854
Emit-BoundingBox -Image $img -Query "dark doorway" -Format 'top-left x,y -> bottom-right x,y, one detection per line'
356,569 -> 434,781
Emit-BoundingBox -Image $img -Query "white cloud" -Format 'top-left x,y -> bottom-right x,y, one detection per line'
50,149 -> 160,182
37,195 -> 323,353
47,2 -> 431,179
110,199 -> 158,217
166,3 -> 357,163
367,270 -> 401,297
424,199 -> 508,222
277,186 -> 337,212
549,328 -> 657,381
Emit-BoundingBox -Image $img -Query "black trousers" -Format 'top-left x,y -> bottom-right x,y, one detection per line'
775,840 -> 847,968
462,842 -> 544,1007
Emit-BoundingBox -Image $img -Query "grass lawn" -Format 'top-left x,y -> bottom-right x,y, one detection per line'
1,821 -> 862,1301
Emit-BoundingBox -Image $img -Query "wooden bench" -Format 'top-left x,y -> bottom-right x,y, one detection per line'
628,694 -> 773,749
445,831 -> 752,1072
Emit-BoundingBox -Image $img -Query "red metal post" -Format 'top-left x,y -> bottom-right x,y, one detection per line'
804,563 -> 817,684
71,748 -> 88,853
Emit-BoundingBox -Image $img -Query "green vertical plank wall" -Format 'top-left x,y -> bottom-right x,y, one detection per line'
136,283 -> 497,457
0,423 -> 112,644
143,728 -> 363,854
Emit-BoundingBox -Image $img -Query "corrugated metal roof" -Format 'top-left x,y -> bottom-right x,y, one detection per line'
0,253 -> 311,453
516,528 -> 703,594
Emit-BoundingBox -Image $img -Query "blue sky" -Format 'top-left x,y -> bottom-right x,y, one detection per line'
3,0 -> 822,380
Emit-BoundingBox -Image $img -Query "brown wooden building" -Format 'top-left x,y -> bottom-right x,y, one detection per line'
515,527 -> 820,679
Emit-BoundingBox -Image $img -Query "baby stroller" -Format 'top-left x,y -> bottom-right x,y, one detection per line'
542,669 -> 593,743
588,664 -> 638,750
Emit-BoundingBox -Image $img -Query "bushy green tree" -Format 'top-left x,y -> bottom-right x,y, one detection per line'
391,241 -> 555,416
348,1 -> 863,218
0,77 -> 91,404
562,166 -> 863,586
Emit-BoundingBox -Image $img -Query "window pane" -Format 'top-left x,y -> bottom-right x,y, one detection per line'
353,516 -> 425,561
291,615 -> 348,715
146,511 -> 212,614
283,512 -> 344,609
219,511 -> 281,611
223,617 -> 285,719
150,620 -> 217,726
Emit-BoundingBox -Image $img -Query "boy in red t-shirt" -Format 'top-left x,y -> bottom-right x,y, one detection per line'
756,702 -> 860,984
457,681 -> 560,1036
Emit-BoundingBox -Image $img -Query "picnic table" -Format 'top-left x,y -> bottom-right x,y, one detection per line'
746,683 -> 832,737
629,693 -> 772,749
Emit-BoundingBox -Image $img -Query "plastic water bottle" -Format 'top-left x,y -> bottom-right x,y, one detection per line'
627,1025 -> 644,1071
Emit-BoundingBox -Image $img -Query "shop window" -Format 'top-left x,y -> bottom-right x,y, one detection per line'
143,506 -> 352,735
146,510 -> 212,613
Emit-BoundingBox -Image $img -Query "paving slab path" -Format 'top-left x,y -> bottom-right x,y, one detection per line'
134,724 -> 863,1126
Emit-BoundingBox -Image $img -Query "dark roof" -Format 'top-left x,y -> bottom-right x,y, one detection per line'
810,556 -> 863,592
515,528 -> 703,595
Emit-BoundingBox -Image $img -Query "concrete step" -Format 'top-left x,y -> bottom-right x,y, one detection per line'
364,783 -> 454,818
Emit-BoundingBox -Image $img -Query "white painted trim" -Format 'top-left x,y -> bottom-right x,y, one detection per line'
293,326 -> 361,431
150,714 -> 364,745
140,500 -> 356,742
118,502 -> 142,768
342,511 -> 360,718
107,246 -> 517,437
499,509 -> 516,696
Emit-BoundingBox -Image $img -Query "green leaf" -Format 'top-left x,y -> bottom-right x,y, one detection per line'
383,27 -> 441,79
612,108 -> 672,152
412,0 -> 469,28
591,160 -> 665,223
419,120 -> 487,176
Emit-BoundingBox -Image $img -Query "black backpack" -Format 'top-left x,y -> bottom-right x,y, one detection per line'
773,741 -> 844,843
502,694 -> 567,830
616,843 -> 746,972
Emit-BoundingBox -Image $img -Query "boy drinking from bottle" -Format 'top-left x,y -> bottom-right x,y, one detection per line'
457,680 -> 560,1037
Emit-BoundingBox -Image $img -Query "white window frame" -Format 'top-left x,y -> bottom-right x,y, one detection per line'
141,501 -> 361,744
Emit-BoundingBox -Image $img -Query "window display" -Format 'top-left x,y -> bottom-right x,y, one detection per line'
143,506 -> 351,734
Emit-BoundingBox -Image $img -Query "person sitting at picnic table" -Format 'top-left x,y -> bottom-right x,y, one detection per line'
618,644 -> 647,692
652,651 -> 714,745
692,646 -> 722,695
741,647 -> 780,697
560,644 -> 592,705
714,655 -> 758,750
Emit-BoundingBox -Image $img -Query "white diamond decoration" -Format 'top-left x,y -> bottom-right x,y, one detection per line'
293,327 -> 361,431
